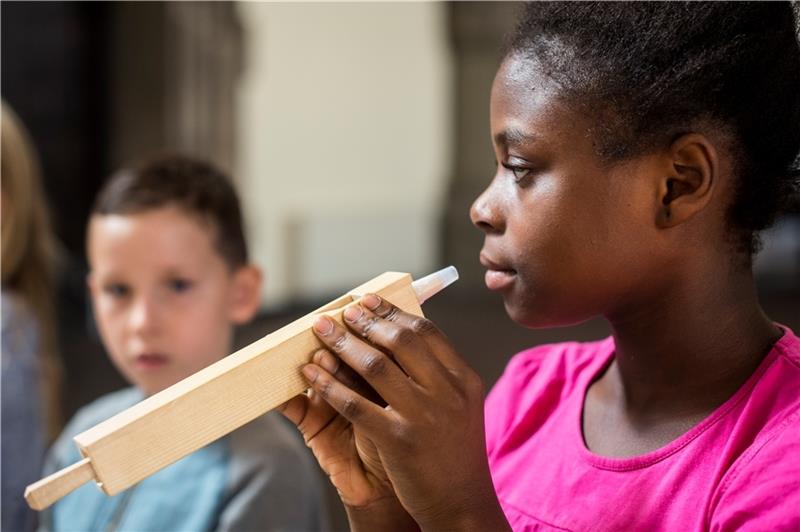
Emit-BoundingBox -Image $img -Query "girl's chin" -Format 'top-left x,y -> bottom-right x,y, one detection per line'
503,300 -> 548,328
504,298 -> 593,329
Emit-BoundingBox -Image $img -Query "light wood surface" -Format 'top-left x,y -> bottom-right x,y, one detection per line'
25,272 -> 423,509
24,457 -> 96,511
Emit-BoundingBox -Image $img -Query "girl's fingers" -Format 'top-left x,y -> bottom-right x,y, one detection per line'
355,294 -> 471,379
278,348 -> 385,443
312,347 -> 385,406
277,367 -> 339,444
277,391 -> 339,445
276,393 -> 310,428
312,316 -> 421,410
342,301 -> 446,389
301,362 -> 389,437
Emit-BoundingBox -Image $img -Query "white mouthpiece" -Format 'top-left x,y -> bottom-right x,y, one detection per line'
411,266 -> 459,304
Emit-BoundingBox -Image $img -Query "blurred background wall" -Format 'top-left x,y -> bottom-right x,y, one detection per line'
236,2 -> 452,305
2,3 -> 798,524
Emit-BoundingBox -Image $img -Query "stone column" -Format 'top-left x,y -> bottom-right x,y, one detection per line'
109,2 -> 242,175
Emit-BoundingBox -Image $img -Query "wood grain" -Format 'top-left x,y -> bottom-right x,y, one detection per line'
24,458 -> 96,511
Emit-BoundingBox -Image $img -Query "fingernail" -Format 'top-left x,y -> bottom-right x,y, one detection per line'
313,316 -> 334,336
344,306 -> 363,322
362,294 -> 381,310
302,365 -> 319,383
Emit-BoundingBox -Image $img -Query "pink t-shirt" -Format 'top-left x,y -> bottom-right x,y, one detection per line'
485,326 -> 800,531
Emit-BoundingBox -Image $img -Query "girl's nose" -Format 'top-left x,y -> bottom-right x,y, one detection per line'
470,181 -> 504,234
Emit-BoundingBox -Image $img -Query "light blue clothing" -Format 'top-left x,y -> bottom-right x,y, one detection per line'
40,388 -> 326,532
2,291 -> 47,532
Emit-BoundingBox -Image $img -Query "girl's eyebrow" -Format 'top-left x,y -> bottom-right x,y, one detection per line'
494,127 -> 538,147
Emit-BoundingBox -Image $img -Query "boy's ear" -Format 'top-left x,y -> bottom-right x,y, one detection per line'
86,272 -> 98,297
228,265 -> 263,325
656,133 -> 718,228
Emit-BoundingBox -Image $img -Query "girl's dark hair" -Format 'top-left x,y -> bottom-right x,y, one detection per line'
509,1 -> 800,254
92,154 -> 248,269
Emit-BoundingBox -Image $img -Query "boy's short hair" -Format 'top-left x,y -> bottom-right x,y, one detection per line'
92,154 -> 248,269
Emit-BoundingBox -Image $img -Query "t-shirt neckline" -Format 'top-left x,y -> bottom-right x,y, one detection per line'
574,325 -> 791,471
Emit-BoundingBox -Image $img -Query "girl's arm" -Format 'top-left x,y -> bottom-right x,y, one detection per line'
296,293 -> 511,532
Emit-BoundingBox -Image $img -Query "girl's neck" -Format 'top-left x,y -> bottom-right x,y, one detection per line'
602,262 -> 782,421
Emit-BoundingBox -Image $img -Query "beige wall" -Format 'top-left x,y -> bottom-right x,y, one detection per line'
236,3 -> 453,308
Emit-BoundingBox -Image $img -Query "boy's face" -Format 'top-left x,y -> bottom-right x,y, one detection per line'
88,206 -> 261,396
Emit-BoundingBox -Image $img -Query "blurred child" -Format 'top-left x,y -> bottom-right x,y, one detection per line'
1,102 -> 61,532
41,155 -> 325,531
280,3 -> 800,531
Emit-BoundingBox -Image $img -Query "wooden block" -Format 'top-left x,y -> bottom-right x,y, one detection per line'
26,271 -> 423,509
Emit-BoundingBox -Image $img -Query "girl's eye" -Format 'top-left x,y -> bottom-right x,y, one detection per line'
502,163 -> 534,183
104,283 -> 130,298
168,278 -> 194,293
510,166 -> 532,182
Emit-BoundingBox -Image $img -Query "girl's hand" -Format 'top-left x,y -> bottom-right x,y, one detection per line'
278,350 -> 417,531
302,294 -> 510,532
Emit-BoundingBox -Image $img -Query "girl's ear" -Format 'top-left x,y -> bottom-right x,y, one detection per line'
228,265 -> 264,325
656,133 -> 718,228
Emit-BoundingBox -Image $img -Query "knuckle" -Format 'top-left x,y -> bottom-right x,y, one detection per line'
410,317 -> 435,336
383,305 -> 400,322
331,333 -> 348,353
466,371 -> 486,397
360,353 -> 388,378
450,385 -> 470,409
390,422 -> 414,449
340,395 -> 361,419
388,327 -> 416,349
361,316 -> 379,339
316,376 -> 334,400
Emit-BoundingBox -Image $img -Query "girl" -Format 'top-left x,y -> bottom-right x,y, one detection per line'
1,103 -> 62,532
280,3 -> 800,530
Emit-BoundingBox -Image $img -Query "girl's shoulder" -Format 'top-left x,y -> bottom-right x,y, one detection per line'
485,337 -> 614,452
498,337 -> 615,394
773,323 -> 800,364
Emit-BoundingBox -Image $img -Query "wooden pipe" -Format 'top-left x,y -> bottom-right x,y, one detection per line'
25,268 -> 458,510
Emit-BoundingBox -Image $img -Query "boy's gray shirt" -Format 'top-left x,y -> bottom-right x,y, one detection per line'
40,387 -> 328,532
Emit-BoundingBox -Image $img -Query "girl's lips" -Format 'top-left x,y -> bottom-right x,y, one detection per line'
480,252 -> 517,291
484,269 -> 517,291
134,353 -> 169,370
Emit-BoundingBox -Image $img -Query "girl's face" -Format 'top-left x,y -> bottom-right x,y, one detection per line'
471,54 -> 669,328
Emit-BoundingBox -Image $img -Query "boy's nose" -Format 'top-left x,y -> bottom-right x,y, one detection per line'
129,296 -> 161,335
470,184 -> 504,234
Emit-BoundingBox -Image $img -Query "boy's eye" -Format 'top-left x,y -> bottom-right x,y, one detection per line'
168,278 -> 194,293
103,283 -> 130,298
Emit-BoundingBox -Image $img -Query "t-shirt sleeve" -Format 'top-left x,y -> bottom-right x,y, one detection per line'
484,349 -> 543,459
710,413 -> 800,531
216,416 -> 327,532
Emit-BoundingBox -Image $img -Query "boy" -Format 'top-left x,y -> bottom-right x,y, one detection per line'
41,155 -> 325,531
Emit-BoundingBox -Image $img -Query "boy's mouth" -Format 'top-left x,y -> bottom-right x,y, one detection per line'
134,353 -> 169,370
